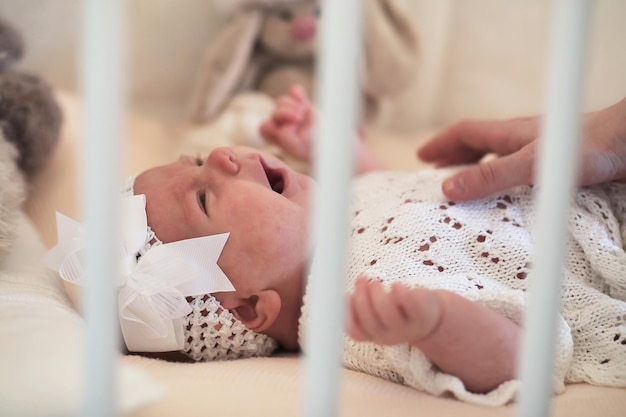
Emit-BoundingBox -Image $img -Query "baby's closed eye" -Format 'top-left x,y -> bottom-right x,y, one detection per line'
198,191 -> 208,215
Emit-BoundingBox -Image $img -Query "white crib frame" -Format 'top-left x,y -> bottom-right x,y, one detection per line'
81,1 -> 126,416
80,0 -> 591,416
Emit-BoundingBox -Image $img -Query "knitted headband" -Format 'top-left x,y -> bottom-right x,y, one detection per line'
44,176 -> 277,361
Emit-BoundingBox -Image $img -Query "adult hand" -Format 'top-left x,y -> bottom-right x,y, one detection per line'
417,98 -> 626,201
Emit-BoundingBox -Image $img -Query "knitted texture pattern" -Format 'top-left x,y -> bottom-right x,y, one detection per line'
299,168 -> 626,406
183,294 -> 278,361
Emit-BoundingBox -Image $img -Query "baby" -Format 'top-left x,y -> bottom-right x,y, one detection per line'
48,87 -> 626,406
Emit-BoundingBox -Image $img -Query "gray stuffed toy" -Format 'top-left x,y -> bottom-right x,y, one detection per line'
0,16 -> 62,266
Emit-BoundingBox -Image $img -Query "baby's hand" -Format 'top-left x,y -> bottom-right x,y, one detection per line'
346,276 -> 442,346
260,85 -> 314,162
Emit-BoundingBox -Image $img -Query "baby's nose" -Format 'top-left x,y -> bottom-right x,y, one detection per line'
290,16 -> 317,42
207,147 -> 239,175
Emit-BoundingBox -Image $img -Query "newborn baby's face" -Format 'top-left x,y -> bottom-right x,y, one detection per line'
133,146 -> 315,295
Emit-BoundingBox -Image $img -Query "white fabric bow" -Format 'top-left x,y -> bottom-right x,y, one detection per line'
43,194 -> 235,352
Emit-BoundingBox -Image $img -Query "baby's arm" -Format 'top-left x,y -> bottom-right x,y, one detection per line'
259,85 -> 383,175
346,276 -> 521,393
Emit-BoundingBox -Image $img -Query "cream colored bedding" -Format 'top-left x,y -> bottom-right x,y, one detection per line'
14,91 -> 626,416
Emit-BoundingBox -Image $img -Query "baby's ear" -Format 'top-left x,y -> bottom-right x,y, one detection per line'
219,290 -> 282,333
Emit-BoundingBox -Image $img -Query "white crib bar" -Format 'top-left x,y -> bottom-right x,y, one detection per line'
81,0 -> 126,415
517,1 -> 591,416
301,0 -> 364,416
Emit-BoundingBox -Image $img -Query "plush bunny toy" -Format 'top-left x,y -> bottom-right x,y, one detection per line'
0,16 -> 62,266
183,0 -> 419,161
185,0 -> 419,151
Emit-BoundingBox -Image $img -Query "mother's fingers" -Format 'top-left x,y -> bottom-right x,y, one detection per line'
417,117 -> 540,164
441,143 -> 537,201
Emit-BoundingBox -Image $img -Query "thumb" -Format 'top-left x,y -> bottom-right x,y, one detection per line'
441,150 -> 535,201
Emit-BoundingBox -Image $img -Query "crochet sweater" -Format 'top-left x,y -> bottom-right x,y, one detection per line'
299,168 -> 626,406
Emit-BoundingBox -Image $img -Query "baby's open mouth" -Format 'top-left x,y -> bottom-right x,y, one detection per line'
261,159 -> 285,194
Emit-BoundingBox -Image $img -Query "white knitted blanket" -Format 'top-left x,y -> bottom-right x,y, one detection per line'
299,168 -> 626,406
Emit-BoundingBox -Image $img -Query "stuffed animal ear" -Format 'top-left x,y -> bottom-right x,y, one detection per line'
361,0 -> 420,119
187,8 -> 264,123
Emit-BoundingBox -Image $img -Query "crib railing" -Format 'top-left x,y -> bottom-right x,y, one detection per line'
81,1 -> 126,416
301,1 -> 364,416
516,1 -> 590,416
81,0 -> 590,416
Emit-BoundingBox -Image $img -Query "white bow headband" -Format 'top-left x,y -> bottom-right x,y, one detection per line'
43,194 -> 235,353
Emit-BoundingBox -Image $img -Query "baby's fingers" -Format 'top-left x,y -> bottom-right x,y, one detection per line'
274,105 -> 303,124
367,281 -> 410,341
348,277 -> 409,345
274,95 -> 307,123
348,277 -> 383,341
345,296 -> 369,342
289,84 -> 308,102
260,119 -> 279,143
